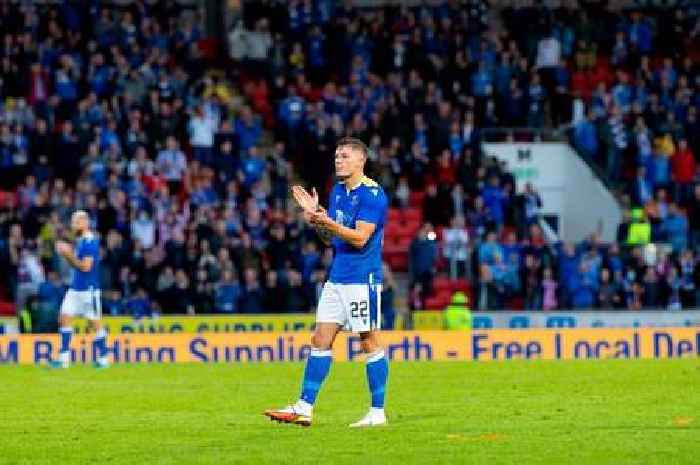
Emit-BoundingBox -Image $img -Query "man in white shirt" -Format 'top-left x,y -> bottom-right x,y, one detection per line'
156,136 -> 187,195
247,19 -> 272,62
536,34 -> 561,70
188,105 -> 218,167
443,216 -> 470,280
535,32 -> 561,109
131,210 -> 156,250
15,242 -> 45,312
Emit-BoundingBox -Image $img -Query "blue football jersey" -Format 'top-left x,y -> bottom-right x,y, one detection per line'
327,176 -> 388,284
71,232 -> 100,291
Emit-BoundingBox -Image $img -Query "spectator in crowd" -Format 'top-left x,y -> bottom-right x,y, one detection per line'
381,261 -> 397,330
131,210 -> 156,250
661,203 -> 688,254
409,223 -> 438,293
1,0 -> 699,319
15,241 -> 44,312
156,136 -> 188,196
264,270 -> 286,312
240,267 -> 265,313
188,105 -> 218,167
442,216 -> 469,280
574,110 -> 599,160
482,176 -> 507,228
126,287 -> 152,319
671,138 -> 696,203
37,270 -> 66,315
170,269 -> 194,315
541,267 -> 558,311
475,264 -> 502,310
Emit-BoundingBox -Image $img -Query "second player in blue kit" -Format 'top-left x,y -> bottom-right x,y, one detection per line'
51,210 -> 109,369
265,137 -> 390,427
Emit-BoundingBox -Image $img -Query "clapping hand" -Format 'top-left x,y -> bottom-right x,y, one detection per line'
291,185 -> 319,214
55,240 -> 72,257
292,185 -> 333,230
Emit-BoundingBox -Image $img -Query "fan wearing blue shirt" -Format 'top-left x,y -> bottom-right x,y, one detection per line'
51,211 -> 109,369
265,137 -> 389,428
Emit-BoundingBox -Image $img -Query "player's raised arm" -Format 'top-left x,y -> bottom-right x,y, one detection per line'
292,185 -> 319,212
55,240 -> 94,272
310,213 -> 375,249
309,180 -> 384,249
292,185 -> 333,245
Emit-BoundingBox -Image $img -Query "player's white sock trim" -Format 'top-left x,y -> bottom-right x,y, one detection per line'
59,326 -> 73,334
310,348 -> 332,357
349,408 -> 387,427
366,349 -> 385,364
294,399 -> 313,415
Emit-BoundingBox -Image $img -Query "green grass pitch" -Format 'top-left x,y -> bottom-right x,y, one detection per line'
1,359 -> 699,465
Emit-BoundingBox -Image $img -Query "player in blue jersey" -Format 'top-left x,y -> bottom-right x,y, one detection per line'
265,137 -> 389,427
51,210 -> 109,368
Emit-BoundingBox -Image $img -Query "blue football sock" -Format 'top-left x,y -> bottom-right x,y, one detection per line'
59,327 -> 73,353
94,328 -> 107,359
366,350 -> 389,409
300,348 -> 332,405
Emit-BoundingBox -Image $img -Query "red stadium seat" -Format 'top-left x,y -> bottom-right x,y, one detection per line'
197,38 -> 218,59
424,296 -> 446,311
435,255 -> 447,272
396,222 -> 417,239
506,297 -> 524,310
450,278 -> 471,293
384,235 -> 412,254
409,191 -> 425,207
397,236 -> 412,249
384,221 -> 402,237
571,71 -> 591,99
425,288 -> 452,309
435,226 -> 444,241
385,253 -> 408,271
402,219 -> 421,234
499,226 -> 516,242
590,64 -> 613,87
0,301 -> 16,316
383,240 -> 404,254
403,208 -> 422,224
435,289 -> 453,302
433,276 -> 451,292
0,191 -> 17,208
387,208 -> 402,223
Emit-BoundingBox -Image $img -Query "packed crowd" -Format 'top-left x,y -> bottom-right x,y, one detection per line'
0,0 -> 341,320
409,222 -> 700,311
302,0 -> 699,312
1,0 -> 699,318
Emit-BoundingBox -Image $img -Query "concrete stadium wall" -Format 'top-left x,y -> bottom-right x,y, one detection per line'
482,142 -> 622,243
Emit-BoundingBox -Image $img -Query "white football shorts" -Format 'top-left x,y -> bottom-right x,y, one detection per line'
316,282 -> 382,332
60,288 -> 102,320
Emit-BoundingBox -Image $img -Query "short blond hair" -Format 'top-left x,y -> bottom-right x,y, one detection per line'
72,210 -> 89,222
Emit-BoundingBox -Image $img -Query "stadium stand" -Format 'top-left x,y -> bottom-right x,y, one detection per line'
0,0 -> 699,322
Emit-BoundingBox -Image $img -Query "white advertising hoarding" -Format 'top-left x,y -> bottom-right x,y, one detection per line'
472,311 -> 700,329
